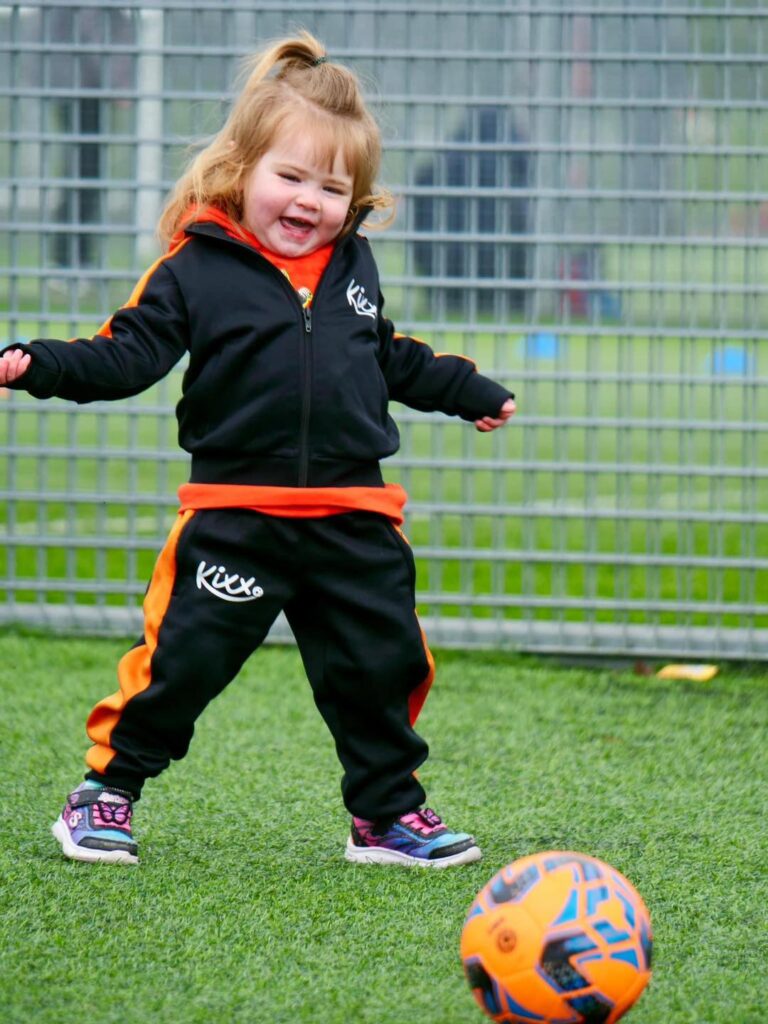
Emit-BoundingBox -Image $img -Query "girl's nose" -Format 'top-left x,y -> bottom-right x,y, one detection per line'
297,187 -> 320,210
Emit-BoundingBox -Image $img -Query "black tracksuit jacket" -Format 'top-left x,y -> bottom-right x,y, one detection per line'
8,219 -> 512,488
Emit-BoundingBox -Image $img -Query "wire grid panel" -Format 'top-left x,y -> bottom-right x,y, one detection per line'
0,1 -> 766,658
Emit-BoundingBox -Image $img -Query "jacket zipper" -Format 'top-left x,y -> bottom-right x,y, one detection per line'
263,256 -> 328,487
293,254 -> 335,486
298,303 -> 313,487
204,237 -> 322,486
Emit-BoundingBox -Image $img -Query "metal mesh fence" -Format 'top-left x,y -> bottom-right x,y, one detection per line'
1,1 -> 767,658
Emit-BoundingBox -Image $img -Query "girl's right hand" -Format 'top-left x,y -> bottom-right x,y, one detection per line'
0,349 -> 31,385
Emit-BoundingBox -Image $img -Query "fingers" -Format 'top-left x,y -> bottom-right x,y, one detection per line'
0,350 -> 31,386
474,397 -> 516,432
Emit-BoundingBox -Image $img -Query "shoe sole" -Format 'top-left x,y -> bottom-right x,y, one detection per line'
344,837 -> 482,868
52,816 -> 139,866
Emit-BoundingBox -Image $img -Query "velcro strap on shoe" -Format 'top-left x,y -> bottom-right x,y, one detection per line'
69,787 -> 133,808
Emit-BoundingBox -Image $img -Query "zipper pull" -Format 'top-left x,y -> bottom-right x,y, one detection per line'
303,306 -> 312,333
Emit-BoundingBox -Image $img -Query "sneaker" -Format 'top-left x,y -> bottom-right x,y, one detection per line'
51,781 -> 138,865
345,807 -> 482,868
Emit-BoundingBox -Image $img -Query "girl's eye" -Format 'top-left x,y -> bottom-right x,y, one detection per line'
279,172 -> 300,182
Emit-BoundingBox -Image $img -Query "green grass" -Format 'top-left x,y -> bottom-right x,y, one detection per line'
1,632 -> 766,1023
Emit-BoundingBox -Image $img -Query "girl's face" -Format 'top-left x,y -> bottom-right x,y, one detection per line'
242,131 -> 354,257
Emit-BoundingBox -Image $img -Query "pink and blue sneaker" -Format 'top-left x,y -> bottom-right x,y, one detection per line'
52,780 -> 138,865
345,807 -> 482,868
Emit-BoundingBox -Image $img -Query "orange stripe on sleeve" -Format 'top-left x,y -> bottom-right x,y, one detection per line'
85,509 -> 195,774
392,332 -> 477,366
91,236 -> 192,340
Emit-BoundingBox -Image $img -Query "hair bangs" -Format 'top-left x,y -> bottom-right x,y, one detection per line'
275,102 -> 379,202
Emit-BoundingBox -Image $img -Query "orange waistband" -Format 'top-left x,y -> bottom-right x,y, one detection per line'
177,482 -> 408,525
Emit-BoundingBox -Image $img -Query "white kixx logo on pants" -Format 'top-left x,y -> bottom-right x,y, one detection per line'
196,561 -> 264,602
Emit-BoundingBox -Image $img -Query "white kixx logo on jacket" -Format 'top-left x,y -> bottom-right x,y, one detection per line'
346,279 -> 378,319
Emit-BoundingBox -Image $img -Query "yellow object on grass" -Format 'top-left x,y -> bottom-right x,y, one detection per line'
656,664 -> 719,682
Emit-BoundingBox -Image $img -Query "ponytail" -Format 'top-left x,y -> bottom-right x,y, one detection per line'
243,31 -> 327,84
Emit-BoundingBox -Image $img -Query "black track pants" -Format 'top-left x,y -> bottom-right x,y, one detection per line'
85,509 -> 433,819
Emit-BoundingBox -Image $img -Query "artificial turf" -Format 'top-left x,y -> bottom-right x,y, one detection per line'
0,632 -> 765,1023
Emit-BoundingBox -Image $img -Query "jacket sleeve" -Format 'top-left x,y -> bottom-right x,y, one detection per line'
376,296 -> 513,421
5,261 -> 188,403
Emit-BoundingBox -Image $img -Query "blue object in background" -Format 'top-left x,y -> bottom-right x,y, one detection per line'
524,331 -> 561,359
596,292 -> 622,319
706,346 -> 754,375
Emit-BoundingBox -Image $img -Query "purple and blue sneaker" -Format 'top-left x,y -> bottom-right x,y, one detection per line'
52,780 -> 138,865
345,807 -> 482,868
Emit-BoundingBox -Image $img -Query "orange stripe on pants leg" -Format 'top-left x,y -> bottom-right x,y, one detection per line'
392,521 -> 436,726
85,509 -> 195,775
408,623 -> 435,726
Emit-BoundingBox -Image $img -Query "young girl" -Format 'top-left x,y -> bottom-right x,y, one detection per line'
1,32 -> 515,869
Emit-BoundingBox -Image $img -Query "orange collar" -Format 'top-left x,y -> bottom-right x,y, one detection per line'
175,205 -> 335,300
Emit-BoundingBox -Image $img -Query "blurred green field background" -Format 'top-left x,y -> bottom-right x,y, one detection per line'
1,326 -> 766,631
1,237 -> 767,634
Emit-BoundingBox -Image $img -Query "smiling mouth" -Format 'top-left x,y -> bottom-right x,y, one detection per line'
281,216 -> 315,232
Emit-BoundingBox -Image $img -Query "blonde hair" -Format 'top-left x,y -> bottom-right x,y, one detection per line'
157,31 -> 393,247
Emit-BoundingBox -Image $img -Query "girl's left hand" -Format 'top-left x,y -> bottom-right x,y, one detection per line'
475,397 -> 516,432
